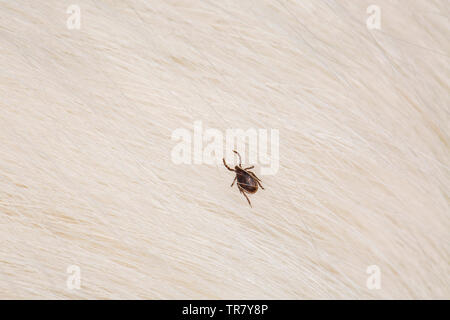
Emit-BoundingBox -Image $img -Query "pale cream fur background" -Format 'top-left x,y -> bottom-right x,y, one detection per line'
0,0 -> 448,299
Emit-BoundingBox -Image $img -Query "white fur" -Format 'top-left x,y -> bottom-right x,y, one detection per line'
0,0 -> 448,299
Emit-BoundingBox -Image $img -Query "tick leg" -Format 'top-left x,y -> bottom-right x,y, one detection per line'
233,150 -> 242,167
247,171 -> 262,181
248,171 -> 264,189
243,166 -> 254,170
256,179 -> 264,190
223,158 -> 235,171
231,176 -> 237,187
238,185 -> 252,207
242,190 -> 252,207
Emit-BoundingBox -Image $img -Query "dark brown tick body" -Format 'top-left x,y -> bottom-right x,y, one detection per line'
223,150 -> 264,207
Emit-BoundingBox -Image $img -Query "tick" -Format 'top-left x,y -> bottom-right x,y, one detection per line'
223,150 -> 264,207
